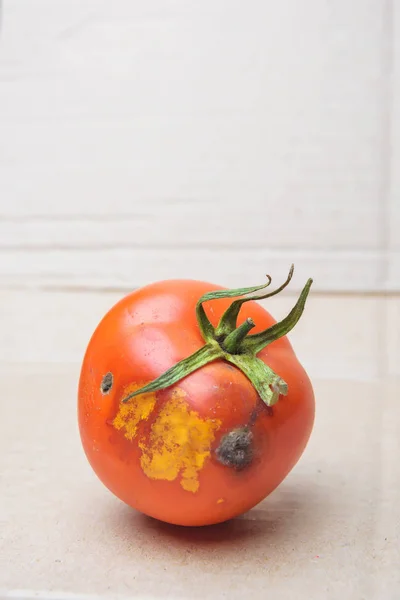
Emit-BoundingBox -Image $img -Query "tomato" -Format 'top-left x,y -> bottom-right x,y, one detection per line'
78,268 -> 315,526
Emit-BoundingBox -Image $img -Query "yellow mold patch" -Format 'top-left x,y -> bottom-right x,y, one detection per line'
113,383 -> 157,441
139,388 -> 221,493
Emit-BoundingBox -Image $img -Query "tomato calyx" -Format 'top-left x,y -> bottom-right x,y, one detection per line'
122,265 -> 313,407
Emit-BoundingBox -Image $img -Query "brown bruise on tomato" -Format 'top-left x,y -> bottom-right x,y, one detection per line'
139,388 -> 221,493
112,383 -> 157,441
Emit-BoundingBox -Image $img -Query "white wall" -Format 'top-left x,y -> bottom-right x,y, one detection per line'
0,0 -> 398,293
0,1 -> 399,380
390,0 -> 400,290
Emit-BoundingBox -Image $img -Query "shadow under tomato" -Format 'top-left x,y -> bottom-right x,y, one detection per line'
140,513 -> 266,546
110,477 -> 331,557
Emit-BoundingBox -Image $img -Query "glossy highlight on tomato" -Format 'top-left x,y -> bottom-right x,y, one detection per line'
78,268 -> 315,526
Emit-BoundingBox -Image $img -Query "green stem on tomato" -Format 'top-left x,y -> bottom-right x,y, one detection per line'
122,266 -> 313,407
222,318 -> 255,353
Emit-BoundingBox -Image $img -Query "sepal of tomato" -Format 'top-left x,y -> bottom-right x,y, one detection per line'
78,266 -> 315,526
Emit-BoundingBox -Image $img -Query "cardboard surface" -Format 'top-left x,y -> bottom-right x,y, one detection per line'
1,365 -> 399,599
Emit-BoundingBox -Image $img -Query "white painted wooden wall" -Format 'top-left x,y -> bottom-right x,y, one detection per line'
0,0 -> 398,292
0,1 -> 399,379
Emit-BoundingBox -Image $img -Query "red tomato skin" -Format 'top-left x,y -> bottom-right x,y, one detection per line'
78,279 -> 315,526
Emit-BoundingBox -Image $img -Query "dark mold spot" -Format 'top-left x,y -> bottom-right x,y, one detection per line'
264,405 -> 274,417
100,372 -> 113,394
215,427 -> 254,471
248,403 -> 273,427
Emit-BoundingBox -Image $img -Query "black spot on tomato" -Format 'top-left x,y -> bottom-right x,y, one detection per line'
249,404 -> 273,426
100,372 -> 113,394
215,427 -> 254,470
